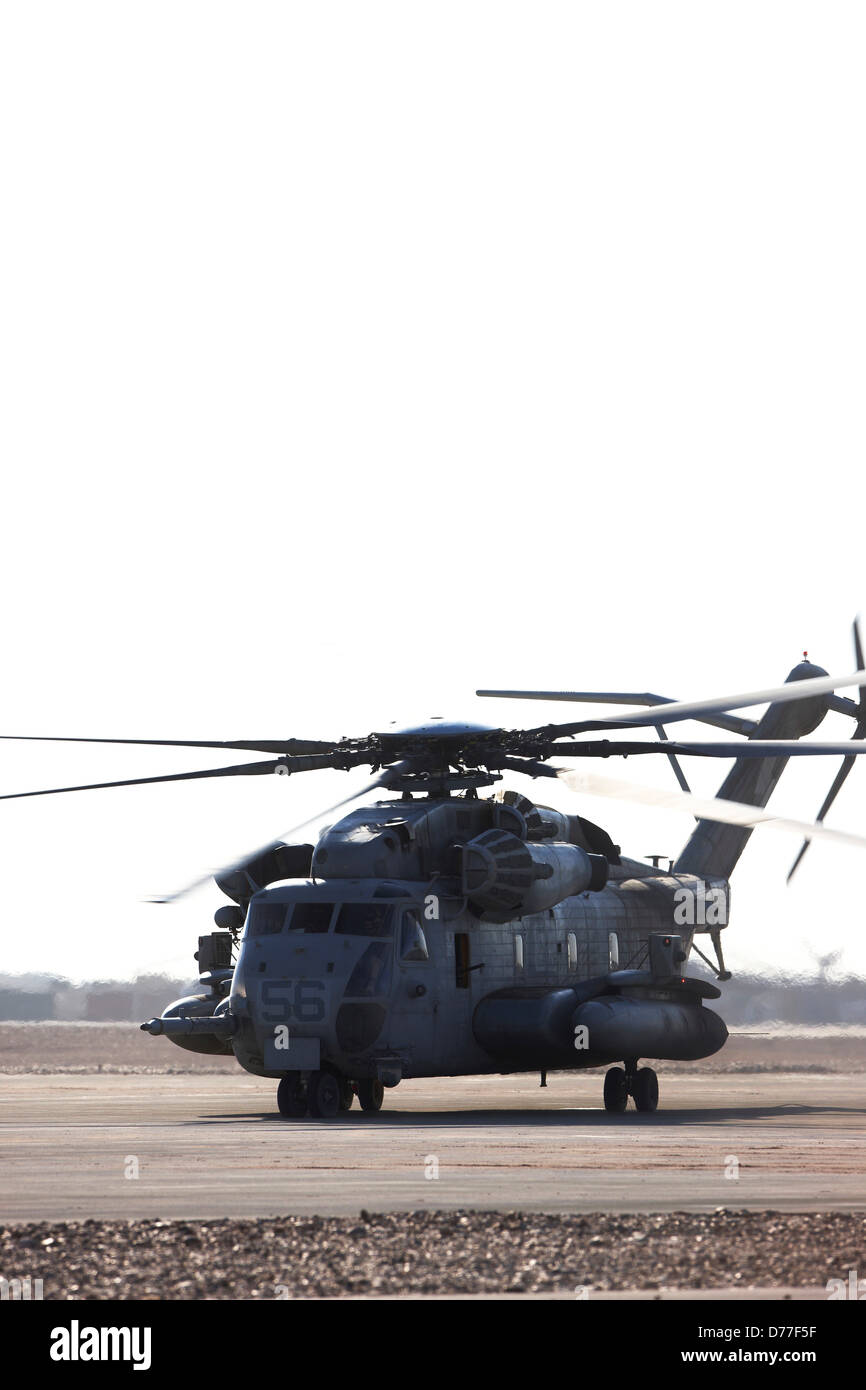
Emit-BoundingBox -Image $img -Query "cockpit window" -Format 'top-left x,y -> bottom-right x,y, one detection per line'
248,903 -> 287,936
334,904 -> 394,937
399,911 -> 429,962
287,902 -> 334,933
345,941 -> 392,997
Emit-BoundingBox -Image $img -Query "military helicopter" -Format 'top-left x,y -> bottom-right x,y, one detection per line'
3,627 -> 866,1118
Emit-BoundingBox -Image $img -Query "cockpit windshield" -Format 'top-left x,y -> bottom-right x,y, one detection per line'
248,903 -> 286,936
288,902 -> 333,933
247,901 -> 335,936
248,900 -> 397,938
334,904 -> 394,937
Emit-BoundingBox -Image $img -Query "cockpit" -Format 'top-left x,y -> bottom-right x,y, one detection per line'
245,896 -> 429,965
247,900 -> 395,937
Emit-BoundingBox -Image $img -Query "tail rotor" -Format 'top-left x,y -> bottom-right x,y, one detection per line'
787,617 -> 866,882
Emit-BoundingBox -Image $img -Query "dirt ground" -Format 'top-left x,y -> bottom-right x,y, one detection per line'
1,1021 -> 865,1073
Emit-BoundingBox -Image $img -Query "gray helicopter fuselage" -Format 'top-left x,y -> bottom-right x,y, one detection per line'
226,811 -> 727,1084
128,648 -> 863,1112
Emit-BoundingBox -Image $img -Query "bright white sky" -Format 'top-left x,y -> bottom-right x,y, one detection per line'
0,3 -> 864,987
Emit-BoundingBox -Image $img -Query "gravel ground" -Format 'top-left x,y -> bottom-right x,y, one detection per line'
2,1210 -> 863,1299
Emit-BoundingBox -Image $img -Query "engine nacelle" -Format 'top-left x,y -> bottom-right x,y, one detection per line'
460,830 -> 608,919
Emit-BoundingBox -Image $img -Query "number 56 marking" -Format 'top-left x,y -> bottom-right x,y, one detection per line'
260,979 -> 326,1024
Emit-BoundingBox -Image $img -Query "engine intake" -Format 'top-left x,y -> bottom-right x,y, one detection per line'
460,830 -> 608,919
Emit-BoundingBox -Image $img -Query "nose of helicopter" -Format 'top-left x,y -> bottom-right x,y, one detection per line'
232,891 -> 405,1074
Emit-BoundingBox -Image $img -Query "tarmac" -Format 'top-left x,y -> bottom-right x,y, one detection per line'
3,1070 -> 865,1223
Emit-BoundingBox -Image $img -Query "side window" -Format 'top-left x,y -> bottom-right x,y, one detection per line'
399,911 -> 429,962
514,934 -> 524,971
567,932 -> 577,971
608,931 -> 619,969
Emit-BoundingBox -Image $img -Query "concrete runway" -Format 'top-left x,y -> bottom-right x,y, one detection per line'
3,1071 -> 866,1223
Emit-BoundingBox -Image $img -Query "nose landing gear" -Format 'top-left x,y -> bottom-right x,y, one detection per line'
307,1069 -> 342,1118
277,1072 -> 308,1118
603,1060 -> 659,1113
277,1069 -> 343,1119
276,1070 -> 376,1118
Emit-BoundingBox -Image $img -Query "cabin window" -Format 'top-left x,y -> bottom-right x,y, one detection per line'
286,902 -> 334,933
514,934 -> 524,971
567,932 -> 577,971
608,931 -> 619,969
399,911 -> 429,962
335,904 -> 395,937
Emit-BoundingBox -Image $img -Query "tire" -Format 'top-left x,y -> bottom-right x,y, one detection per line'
307,1069 -> 341,1119
339,1078 -> 354,1112
357,1078 -> 384,1113
603,1066 -> 628,1113
633,1066 -> 659,1113
277,1073 -> 307,1118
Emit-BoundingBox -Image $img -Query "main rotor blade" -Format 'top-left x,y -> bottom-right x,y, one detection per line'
0,758 -> 288,801
536,739 -> 866,760
667,740 -> 866,757
273,761 -> 413,839
0,735 -> 339,755
498,755 -> 560,779
151,762 -> 412,905
483,690 -> 755,736
557,768 -> 866,855
548,739 -> 866,759
486,669 -> 866,738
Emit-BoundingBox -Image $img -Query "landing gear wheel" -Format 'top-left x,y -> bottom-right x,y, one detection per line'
307,1069 -> 341,1119
603,1066 -> 629,1113
338,1078 -> 354,1112
633,1066 -> 659,1113
357,1078 -> 384,1113
277,1073 -> 307,1118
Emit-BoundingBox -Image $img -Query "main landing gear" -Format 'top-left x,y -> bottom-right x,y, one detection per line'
356,1078 -> 384,1112
277,1070 -> 385,1119
603,1060 -> 659,1113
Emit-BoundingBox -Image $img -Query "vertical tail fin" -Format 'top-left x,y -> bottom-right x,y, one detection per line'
673,660 -> 831,879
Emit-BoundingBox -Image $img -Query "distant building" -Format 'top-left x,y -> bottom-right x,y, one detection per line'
84,991 -> 134,1022
0,990 -> 55,1021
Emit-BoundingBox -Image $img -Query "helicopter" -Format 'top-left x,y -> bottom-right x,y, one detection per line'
2,626 -> 866,1118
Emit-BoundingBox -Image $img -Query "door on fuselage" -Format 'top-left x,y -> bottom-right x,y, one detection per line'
386,908 -> 436,1074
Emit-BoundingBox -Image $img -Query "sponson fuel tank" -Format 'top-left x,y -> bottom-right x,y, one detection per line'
571,994 -> 728,1062
473,985 -> 727,1067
